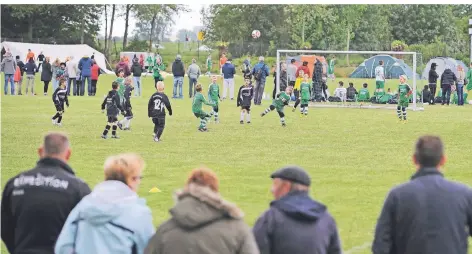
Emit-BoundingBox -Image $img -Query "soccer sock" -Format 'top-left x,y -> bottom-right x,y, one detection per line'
247,113 -> 251,122
201,118 -> 208,129
112,125 -> 117,136
52,112 -> 60,120
240,111 -> 245,121
402,107 -> 407,120
262,108 -> 272,116
153,124 -> 159,135
300,106 -> 304,113
125,118 -> 132,128
396,106 -> 402,119
280,117 -> 286,125
103,125 -> 111,136
57,116 -> 63,123
304,107 -> 308,115
157,127 -> 165,139
214,112 -> 219,121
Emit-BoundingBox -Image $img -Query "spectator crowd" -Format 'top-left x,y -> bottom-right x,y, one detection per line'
2,132 -> 472,254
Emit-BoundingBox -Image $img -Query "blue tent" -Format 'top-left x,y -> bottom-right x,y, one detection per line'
349,55 -> 419,80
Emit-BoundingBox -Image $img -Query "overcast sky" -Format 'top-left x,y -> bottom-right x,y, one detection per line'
99,4 -> 205,41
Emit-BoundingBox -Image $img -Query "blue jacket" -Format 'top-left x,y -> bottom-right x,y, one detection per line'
24,61 -> 38,75
253,191 -> 341,254
251,62 -> 270,82
372,168 -> 472,254
78,57 -> 93,77
55,181 -> 155,254
222,62 -> 236,79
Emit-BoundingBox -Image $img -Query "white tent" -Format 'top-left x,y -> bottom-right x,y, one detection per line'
198,45 -> 211,51
1,41 -> 114,74
421,57 -> 469,80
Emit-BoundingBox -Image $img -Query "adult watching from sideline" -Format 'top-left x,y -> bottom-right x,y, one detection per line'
1,132 -> 91,254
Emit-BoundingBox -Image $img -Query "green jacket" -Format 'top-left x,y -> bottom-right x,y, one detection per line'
466,69 -> 472,91
144,184 -> 259,254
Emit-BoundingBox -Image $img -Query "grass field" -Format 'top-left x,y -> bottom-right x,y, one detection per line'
2,73 -> 472,253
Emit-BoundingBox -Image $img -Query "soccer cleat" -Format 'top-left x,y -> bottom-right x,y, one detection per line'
260,113 -> 265,117
281,123 -> 286,127
247,121 -> 251,124
52,119 -> 57,125
123,127 -> 130,131
56,123 -> 62,127
101,135 -> 107,139
398,118 -> 403,123
117,122 -> 123,130
153,137 -> 159,142
240,120 -> 244,124
198,127 -> 209,132
403,119 -> 408,124
304,114 -> 308,118
300,114 -> 303,118
111,135 -> 120,139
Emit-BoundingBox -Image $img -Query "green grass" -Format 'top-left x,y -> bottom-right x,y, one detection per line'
2,74 -> 472,253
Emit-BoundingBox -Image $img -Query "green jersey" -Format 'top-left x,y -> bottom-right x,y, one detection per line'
398,83 -> 411,102
328,59 -> 335,74
153,63 -> 166,80
466,69 -> 472,91
192,92 -> 214,113
358,88 -> 370,101
273,91 -> 291,110
206,58 -> 212,68
116,77 -> 125,99
146,56 -> 153,66
300,82 -> 311,101
208,83 -> 220,104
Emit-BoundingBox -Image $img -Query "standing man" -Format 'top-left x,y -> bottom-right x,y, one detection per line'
219,53 -> 227,75
428,63 -> 439,104
222,58 -> 236,100
171,54 -> 185,99
372,135 -> 472,254
187,58 -> 201,98
1,51 -> 17,95
78,54 -> 93,96
66,56 -> 78,96
37,51 -> 45,72
253,166 -> 342,254
375,60 -> 385,95
1,132 -> 91,254
25,48 -> 35,62
252,56 -> 270,105
287,59 -> 297,88
440,68 -> 457,106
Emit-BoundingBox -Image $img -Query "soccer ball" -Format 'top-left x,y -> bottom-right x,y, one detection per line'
252,30 -> 261,39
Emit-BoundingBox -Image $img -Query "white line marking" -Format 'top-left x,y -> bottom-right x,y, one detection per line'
344,242 -> 371,254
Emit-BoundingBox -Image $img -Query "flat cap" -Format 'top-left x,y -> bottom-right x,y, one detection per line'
270,165 -> 311,186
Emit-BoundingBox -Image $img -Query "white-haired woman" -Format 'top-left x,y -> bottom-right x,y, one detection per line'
55,153 -> 155,254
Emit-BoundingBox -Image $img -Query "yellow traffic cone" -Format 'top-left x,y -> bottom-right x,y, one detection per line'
149,187 -> 161,193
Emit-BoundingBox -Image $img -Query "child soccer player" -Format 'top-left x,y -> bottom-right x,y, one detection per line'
115,69 -> 126,103
75,69 -> 82,96
358,83 -> 370,105
397,75 -> 412,123
148,81 -> 172,142
208,75 -> 221,123
118,77 -> 134,131
261,86 -> 293,127
51,78 -> 69,126
101,82 -> 125,139
292,74 -> 311,117
237,77 -> 254,124
192,84 -> 216,132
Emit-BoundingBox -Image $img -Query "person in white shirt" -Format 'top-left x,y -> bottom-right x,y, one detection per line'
375,60 -> 385,93
334,81 -> 347,103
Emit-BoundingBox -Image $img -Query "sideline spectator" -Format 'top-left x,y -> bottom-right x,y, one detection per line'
375,60 -> 385,94
187,58 -> 201,98
358,83 -> 370,102
171,54 -> 185,99
1,51 -> 17,95
272,62 -> 287,99
144,167 -> 259,254
24,57 -> 37,95
222,58 -> 236,100
428,63 -> 439,104
346,82 -> 357,101
91,60 -> 100,96
440,68 -> 457,106
75,69 -> 82,96
55,153 -> 154,254
51,58 -> 61,92
41,56 -> 53,95
252,56 -> 270,105
131,58 -> 143,97
66,56 -> 78,96
25,48 -> 34,62
242,56 -> 252,79
296,61 -> 310,78
1,132 -> 91,254
334,81 -> 347,103
14,55 -> 25,95
372,135 -> 472,254
139,54 -> 145,68
287,59 -> 297,87
219,53 -> 227,74
253,166 -> 342,254
79,54 -> 93,96
422,85 -> 431,103
467,62 -> 472,93
457,65 -> 465,106
312,59 -> 324,101
37,51 -> 45,72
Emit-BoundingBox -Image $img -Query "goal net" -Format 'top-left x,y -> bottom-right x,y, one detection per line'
276,50 -> 425,111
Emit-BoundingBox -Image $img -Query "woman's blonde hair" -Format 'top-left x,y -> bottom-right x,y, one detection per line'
104,153 -> 145,183
186,167 -> 219,192
54,58 -> 60,65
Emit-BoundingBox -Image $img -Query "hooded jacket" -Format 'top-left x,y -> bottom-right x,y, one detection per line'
131,59 -> 143,77
222,62 -> 236,79
91,63 -> 100,80
187,62 -> 201,79
24,60 -> 38,75
253,191 -> 341,254
313,60 -> 323,82
55,180 -> 155,254
41,61 -> 53,82
440,69 -> 457,86
1,54 -> 17,75
172,57 -> 185,77
66,60 -> 78,78
296,65 -> 311,78
115,61 -> 131,77
144,183 -> 259,254
78,56 -> 93,77
428,65 -> 439,84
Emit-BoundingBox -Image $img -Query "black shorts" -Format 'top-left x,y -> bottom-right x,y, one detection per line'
152,117 -> 166,128
107,116 -> 118,123
241,106 -> 251,112
55,104 -> 64,112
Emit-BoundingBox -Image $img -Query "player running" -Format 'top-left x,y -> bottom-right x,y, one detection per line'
261,86 -> 293,127
208,75 -> 221,123
237,77 -> 254,124
117,78 -> 134,131
51,78 -> 69,126
101,82 -> 125,139
397,75 -> 412,123
192,84 -> 216,132
292,74 -> 311,117
148,81 -> 172,142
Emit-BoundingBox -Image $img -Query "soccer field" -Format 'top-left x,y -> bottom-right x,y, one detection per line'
2,74 -> 472,253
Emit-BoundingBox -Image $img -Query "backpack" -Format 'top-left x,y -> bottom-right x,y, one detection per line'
255,64 -> 266,81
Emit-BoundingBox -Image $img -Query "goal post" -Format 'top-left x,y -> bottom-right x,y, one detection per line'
276,49 -> 424,111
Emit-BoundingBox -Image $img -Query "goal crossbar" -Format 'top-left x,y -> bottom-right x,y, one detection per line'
276,49 -> 423,111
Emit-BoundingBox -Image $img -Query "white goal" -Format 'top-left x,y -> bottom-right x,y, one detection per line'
276,49 -> 424,111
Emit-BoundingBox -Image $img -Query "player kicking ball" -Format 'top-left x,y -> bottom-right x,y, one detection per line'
117,78 -> 134,131
192,84 -> 216,132
51,78 -> 69,126
237,77 -> 254,124
261,86 -> 293,127
397,75 -> 412,123
292,74 -> 311,117
101,82 -> 125,139
148,81 -> 172,142
208,75 -> 221,123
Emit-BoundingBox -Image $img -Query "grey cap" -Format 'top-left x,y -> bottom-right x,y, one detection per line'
270,165 -> 311,186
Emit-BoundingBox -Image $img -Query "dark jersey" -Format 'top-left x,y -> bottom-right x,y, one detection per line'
237,85 -> 254,107
37,54 -> 45,62
124,85 -> 134,109
52,87 -> 69,107
101,90 -> 123,116
148,92 -> 172,118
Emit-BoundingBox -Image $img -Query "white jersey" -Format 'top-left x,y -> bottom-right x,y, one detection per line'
334,87 -> 347,101
375,66 -> 385,81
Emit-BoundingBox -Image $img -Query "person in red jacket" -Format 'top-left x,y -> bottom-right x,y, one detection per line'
296,61 -> 310,78
139,54 -> 145,68
90,60 -> 100,96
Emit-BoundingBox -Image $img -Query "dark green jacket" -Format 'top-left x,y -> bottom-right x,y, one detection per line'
144,184 -> 259,254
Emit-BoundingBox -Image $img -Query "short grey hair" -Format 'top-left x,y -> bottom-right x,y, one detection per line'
43,132 -> 70,155
290,182 -> 309,192
259,56 -> 264,61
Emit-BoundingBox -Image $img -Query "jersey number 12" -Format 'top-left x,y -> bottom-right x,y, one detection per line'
154,99 -> 164,111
